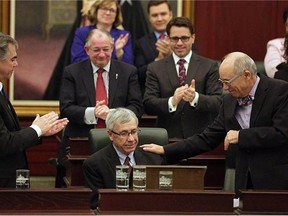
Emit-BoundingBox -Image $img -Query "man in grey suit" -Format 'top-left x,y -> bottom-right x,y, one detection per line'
83,108 -> 165,209
142,52 -> 288,196
144,17 -> 222,139
58,29 -> 143,187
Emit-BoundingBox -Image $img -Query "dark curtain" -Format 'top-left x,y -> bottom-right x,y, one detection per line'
120,0 -> 149,46
43,0 -> 82,100
195,1 -> 287,61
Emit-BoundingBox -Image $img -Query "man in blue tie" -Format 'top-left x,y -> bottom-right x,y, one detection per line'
0,32 -> 68,188
142,51 -> 288,197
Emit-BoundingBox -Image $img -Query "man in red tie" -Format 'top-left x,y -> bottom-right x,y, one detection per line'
58,29 -> 143,187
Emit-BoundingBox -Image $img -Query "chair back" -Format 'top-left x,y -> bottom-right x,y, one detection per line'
88,127 -> 168,154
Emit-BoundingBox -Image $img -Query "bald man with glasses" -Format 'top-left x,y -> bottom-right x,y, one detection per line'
144,17 -> 223,139
142,51 -> 288,196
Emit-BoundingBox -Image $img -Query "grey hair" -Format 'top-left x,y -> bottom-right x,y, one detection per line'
85,29 -> 114,47
0,32 -> 18,60
106,108 -> 138,131
223,52 -> 257,75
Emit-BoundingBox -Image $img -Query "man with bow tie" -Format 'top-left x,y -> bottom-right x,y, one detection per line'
142,51 -> 288,196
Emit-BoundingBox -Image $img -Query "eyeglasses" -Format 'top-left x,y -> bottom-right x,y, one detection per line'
99,7 -> 117,14
169,36 -> 191,43
111,128 -> 140,139
218,71 -> 244,85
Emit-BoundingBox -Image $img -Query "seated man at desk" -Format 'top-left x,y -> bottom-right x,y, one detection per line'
83,108 -> 165,209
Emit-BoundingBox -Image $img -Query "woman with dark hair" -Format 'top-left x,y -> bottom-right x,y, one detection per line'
274,34 -> 288,81
71,0 -> 134,64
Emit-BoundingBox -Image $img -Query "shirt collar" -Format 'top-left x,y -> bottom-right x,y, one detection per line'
154,31 -> 167,40
248,75 -> 260,99
0,82 -> 3,91
91,61 -> 111,74
173,50 -> 192,65
113,144 -> 135,165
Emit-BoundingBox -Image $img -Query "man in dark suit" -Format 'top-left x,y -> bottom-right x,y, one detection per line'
83,108 -> 165,209
143,17 -> 222,139
142,52 -> 288,196
58,29 -> 143,186
134,0 -> 173,94
0,32 -> 68,188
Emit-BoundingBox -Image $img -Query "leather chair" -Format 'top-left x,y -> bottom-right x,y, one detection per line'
88,127 -> 168,154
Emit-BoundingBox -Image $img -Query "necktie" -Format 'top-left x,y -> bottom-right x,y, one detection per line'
159,33 -> 166,40
96,68 -> 108,128
178,59 -> 186,86
237,95 -> 253,106
1,87 -> 11,110
1,88 -> 8,101
124,156 -> 133,188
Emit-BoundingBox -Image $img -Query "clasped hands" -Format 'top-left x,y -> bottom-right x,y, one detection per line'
32,111 -> 68,136
155,38 -> 172,61
95,100 -> 109,121
172,79 -> 196,106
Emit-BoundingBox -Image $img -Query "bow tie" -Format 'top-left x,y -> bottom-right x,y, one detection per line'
237,95 -> 253,106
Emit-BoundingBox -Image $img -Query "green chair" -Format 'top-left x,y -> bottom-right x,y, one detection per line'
88,127 -> 168,154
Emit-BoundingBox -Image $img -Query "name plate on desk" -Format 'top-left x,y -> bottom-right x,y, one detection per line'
146,165 -> 207,190
98,189 -> 234,214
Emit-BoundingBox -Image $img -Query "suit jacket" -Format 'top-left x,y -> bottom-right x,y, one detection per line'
134,33 -> 197,94
71,25 -> 134,65
60,59 -> 143,138
0,93 -> 39,187
143,54 -> 222,139
83,143 -> 165,208
164,74 -> 288,195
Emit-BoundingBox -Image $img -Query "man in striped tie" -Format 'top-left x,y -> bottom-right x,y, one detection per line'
144,17 -> 222,139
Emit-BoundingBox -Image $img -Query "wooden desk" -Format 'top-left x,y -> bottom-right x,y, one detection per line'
0,188 -> 92,214
98,189 -> 235,214
68,137 -> 225,189
237,189 -> 288,214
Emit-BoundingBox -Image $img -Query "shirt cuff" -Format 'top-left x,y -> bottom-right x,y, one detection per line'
84,107 -> 97,124
190,92 -> 199,107
168,97 -> 177,112
30,124 -> 42,137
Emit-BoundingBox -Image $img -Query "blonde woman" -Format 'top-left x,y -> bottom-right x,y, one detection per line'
71,0 -> 134,64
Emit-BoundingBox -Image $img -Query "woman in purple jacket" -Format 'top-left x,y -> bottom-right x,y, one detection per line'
71,0 -> 134,65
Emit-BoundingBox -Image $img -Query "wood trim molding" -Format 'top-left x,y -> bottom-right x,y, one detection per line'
182,0 -> 195,24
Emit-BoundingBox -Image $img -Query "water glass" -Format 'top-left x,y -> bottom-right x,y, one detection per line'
133,165 -> 146,191
159,170 -> 173,190
116,165 -> 129,191
16,169 -> 30,189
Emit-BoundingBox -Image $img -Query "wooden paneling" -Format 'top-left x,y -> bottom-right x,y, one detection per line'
98,189 -> 235,214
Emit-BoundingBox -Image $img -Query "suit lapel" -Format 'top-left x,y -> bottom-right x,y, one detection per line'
250,75 -> 268,126
147,33 -> 158,57
186,54 -> 200,85
0,95 -> 20,129
108,61 -> 118,106
166,56 -> 180,89
82,62 -> 96,106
